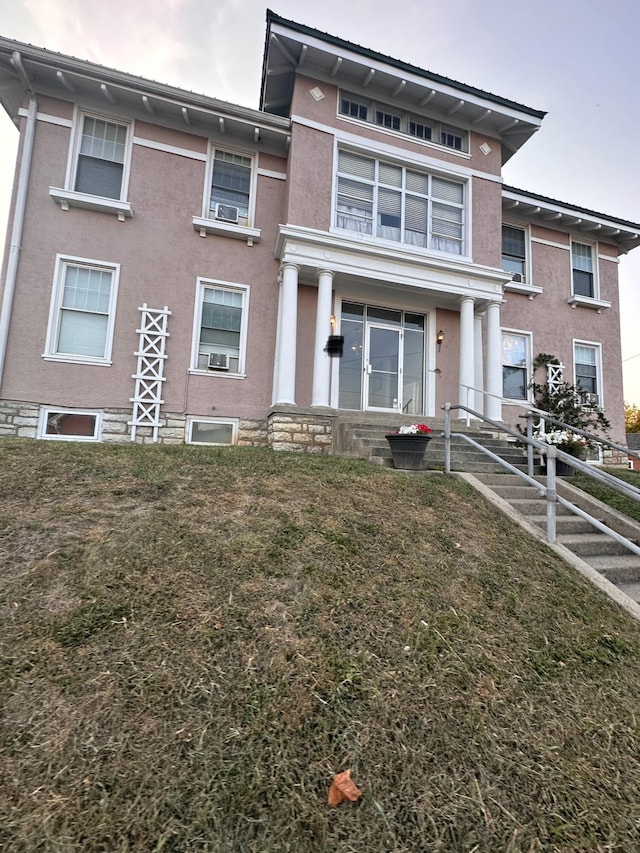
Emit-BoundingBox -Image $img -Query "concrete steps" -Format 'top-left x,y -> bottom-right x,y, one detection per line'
335,417 -> 533,473
472,472 -> 640,604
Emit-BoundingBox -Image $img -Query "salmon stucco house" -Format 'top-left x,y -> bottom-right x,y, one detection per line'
0,12 -> 638,452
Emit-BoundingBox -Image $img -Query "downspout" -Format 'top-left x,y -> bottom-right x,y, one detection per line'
0,50 -> 37,392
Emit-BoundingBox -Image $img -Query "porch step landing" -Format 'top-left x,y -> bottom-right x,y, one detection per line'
334,416 -> 532,474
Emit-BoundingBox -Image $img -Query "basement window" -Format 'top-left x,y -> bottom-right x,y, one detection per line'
38,407 -> 102,441
186,417 -> 237,445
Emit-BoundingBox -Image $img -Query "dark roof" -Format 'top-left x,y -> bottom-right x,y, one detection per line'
264,9 -> 546,120
504,185 -> 640,232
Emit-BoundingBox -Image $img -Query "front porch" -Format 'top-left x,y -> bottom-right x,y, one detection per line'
272,224 -> 509,423
266,406 -> 523,472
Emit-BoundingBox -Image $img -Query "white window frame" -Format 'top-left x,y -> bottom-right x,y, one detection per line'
37,406 -> 103,441
573,340 -> 603,407
571,240 -> 598,299
501,329 -> 532,402
192,145 -> 261,244
502,222 -> 530,283
49,109 -> 134,219
185,416 -> 238,445
44,255 -> 120,366
333,147 -> 466,256
337,89 -> 469,154
189,278 -> 250,377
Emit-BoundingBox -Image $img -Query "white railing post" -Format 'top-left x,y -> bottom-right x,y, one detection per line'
546,445 -> 557,544
444,402 -> 452,474
525,413 -> 535,478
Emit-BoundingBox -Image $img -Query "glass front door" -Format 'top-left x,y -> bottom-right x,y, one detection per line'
338,302 -> 426,414
365,324 -> 401,411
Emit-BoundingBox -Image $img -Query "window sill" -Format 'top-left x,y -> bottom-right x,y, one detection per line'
566,294 -> 611,313
188,368 -> 246,379
192,216 -> 261,246
49,187 -> 133,220
43,354 -> 112,366
504,280 -> 543,300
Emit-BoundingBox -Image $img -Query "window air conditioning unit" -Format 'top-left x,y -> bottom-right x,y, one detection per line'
511,273 -> 524,283
214,203 -> 239,224
208,352 -> 230,371
585,392 -> 599,405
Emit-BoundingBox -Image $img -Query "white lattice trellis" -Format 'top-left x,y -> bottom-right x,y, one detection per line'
534,362 -> 565,438
129,304 -> 171,442
546,361 -> 565,394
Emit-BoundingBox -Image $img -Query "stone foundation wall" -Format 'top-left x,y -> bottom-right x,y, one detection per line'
0,400 -> 271,449
267,410 -> 334,454
0,400 -> 40,438
238,419 -> 268,447
102,410 -> 188,444
0,400 -> 335,453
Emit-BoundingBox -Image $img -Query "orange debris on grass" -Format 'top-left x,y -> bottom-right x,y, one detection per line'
327,769 -> 363,807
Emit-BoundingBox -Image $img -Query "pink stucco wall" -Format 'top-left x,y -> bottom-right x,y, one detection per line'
433,308 -> 460,411
471,177 -> 502,267
501,226 -> 626,440
0,101 -> 287,421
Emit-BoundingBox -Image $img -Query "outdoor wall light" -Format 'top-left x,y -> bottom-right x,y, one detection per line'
325,315 -> 344,358
436,330 -> 445,352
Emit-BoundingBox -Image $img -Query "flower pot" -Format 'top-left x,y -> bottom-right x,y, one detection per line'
385,434 -> 431,470
541,457 -> 574,477
555,458 -> 574,477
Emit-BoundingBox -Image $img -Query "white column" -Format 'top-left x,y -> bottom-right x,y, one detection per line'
458,296 -> 475,416
485,299 -> 503,422
474,314 -> 484,416
311,269 -> 334,408
272,262 -> 299,406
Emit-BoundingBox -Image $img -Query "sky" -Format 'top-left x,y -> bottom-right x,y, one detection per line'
1,0 -> 639,403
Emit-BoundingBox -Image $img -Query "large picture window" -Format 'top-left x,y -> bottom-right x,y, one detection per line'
45,256 -> 120,364
335,150 -> 465,254
192,280 -> 249,375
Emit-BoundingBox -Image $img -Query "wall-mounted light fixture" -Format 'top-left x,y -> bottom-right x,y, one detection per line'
436,330 -> 445,352
325,314 -> 344,358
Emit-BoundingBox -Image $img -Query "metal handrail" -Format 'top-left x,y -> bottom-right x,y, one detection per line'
521,410 -> 640,502
443,402 -> 640,551
521,408 -> 640,462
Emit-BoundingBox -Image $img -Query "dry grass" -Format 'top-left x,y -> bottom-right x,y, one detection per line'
1,439 -> 640,852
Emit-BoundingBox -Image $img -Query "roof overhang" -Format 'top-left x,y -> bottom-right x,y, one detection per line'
503,186 -> 640,253
260,11 -> 546,165
0,36 -> 292,157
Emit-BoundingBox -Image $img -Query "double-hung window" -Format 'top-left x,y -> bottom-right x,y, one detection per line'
502,331 -> 530,400
574,342 -> 601,404
74,115 -> 129,200
45,256 -> 119,364
192,279 -> 249,375
572,242 -> 595,298
208,149 -> 253,226
335,150 -> 465,254
502,225 -> 527,281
